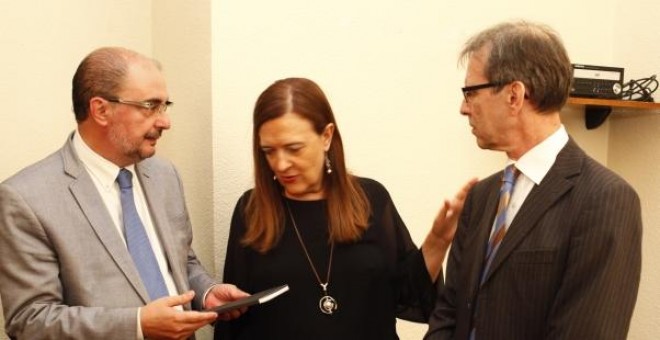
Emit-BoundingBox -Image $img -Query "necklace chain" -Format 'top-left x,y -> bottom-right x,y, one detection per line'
285,201 -> 334,291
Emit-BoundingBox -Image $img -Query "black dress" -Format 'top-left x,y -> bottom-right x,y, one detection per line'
215,177 -> 436,340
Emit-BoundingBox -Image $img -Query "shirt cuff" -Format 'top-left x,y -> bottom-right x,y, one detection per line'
137,307 -> 144,339
202,283 -> 222,309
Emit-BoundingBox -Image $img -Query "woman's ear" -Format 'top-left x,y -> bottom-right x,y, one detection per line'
322,123 -> 335,151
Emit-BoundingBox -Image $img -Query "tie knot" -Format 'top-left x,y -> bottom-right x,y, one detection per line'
116,169 -> 133,189
502,165 -> 519,184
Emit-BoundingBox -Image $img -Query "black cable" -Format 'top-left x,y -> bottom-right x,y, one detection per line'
620,75 -> 658,102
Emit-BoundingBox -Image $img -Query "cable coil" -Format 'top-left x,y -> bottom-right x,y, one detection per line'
621,75 -> 658,102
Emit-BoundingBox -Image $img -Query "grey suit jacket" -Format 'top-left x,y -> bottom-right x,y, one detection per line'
425,139 -> 642,340
0,134 -> 216,339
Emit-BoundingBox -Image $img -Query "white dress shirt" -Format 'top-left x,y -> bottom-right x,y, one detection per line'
500,125 -> 569,232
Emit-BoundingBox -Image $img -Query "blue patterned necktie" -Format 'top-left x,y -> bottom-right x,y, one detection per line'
480,164 -> 519,283
116,168 -> 169,300
471,165 -> 520,340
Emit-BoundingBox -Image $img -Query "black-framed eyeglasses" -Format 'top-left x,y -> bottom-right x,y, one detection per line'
105,98 -> 174,116
461,82 -> 502,103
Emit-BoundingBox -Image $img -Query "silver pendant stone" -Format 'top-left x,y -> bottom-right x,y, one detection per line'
287,204 -> 339,316
319,295 -> 338,314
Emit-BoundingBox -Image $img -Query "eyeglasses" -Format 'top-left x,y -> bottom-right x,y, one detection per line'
105,98 -> 174,116
461,82 -> 502,103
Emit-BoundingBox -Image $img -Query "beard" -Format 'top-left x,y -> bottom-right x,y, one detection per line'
108,125 -> 160,163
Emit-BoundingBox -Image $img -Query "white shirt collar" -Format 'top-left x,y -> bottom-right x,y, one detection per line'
510,125 -> 569,185
72,131 -> 136,190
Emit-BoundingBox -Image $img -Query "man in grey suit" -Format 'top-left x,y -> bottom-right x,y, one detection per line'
425,21 -> 642,339
0,47 -> 247,339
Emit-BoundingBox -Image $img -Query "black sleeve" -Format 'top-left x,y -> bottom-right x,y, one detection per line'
214,191 -> 251,339
362,178 -> 437,322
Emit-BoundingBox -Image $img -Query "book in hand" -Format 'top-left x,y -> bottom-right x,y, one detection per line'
206,284 -> 290,314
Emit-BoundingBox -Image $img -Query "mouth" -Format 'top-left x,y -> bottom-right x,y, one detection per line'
145,130 -> 162,142
278,175 -> 297,184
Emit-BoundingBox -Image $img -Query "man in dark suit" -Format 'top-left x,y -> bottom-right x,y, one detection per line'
0,47 -> 247,339
425,21 -> 642,340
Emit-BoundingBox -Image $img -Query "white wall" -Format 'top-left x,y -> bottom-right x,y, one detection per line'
0,0 -> 152,179
152,0 -> 215,284
609,0 -> 660,338
1,0 -> 659,339
152,1 -> 215,338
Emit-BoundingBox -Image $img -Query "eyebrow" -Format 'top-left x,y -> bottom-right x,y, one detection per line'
260,142 -> 304,148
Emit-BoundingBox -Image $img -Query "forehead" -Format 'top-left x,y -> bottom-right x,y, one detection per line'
465,48 -> 489,83
120,60 -> 168,98
259,112 -> 318,145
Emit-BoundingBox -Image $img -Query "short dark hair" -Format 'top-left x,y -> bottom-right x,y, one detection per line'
71,47 -> 159,122
460,21 -> 572,113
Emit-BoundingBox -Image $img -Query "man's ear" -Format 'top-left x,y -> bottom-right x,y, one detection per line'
89,97 -> 111,126
508,81 -> 527,111
322,123 -> 335,151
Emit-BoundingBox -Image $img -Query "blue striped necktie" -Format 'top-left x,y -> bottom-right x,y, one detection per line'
116,168 -> 169,300
480,164 -> 519,283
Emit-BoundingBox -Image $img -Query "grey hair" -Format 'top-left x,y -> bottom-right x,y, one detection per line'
460,21 -> 572,113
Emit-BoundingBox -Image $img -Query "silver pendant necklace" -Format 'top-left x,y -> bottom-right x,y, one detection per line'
285,201 -> 338,315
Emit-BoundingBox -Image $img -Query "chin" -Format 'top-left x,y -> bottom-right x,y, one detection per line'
283,186 -> 304,196
139,148 -> 157,160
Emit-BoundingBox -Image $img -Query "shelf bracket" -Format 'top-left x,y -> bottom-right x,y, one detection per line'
584,105 -> 612,129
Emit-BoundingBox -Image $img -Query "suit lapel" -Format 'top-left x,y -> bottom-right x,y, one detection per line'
62,136 -> 151,302
481,140 -> 583,285
466,176 -> 502,296
136,163 -> 187,296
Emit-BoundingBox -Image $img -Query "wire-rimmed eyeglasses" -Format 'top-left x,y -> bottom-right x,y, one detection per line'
461,82 -> 502,103
105,98 -> 174,116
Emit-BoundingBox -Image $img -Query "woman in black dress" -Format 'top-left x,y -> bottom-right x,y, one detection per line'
215,77 -> 474,340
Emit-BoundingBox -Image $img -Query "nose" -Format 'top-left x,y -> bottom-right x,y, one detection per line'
459,99 -> 472,116
271,151 -> 291,172
459,100 -> 468,116
154,112 -> 171,130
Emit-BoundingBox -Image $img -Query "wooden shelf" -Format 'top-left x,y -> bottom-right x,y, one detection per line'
566,97 -> 660,129
567,97 -> 660,110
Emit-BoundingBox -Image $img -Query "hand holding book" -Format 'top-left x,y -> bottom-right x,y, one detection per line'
206,284 -> 290,314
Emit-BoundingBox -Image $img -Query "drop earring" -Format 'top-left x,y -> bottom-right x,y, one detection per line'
273,175 -> 277,180
325,153 -> 332,174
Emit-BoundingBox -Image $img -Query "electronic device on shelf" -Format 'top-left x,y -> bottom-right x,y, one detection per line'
570,64 -> 624,99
